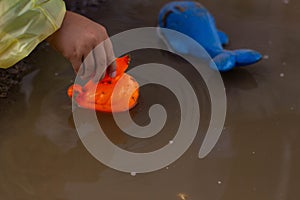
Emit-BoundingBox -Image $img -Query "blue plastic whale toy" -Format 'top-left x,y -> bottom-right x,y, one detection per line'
158,1 -> 262,72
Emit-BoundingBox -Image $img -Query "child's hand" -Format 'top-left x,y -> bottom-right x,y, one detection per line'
46,11 -> 116,82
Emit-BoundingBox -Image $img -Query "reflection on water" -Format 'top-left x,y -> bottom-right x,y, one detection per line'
1,0 -> 300,199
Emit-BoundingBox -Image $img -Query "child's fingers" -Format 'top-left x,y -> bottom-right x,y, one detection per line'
80,50 -> 96,80
70,56 -> 82,74
76,38 -> 116,82
107,61 -> 116,78
104,39 -> 117,78
92,43 -> 107,83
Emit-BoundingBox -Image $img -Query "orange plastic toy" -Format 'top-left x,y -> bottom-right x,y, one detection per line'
68,55 -> 139,113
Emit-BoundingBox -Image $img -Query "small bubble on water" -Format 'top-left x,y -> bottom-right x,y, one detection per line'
54,72 -> 59,76
283,0 -> 289,4
169,140 -> 174,144
280,73 -> 285,77
218,180 -> 222,185
268,40 -> 273,45
263,55 -> 269,60
130,172 -> 137,176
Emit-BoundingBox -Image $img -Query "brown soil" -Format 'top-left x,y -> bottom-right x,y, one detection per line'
0,61 -> 34,98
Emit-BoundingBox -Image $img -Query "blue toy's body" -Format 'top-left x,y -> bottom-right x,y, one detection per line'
158,1 -> 262,71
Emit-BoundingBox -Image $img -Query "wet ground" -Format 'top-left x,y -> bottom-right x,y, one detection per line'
1,0 -> 300,199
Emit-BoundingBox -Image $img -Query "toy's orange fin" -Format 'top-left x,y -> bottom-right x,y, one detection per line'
67,84 -> 83,98
116,55 -> 131,75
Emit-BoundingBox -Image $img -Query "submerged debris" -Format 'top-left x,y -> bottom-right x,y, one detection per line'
263,55 -> 270,60
280,73 -> 285,77
130,172 -> 137,176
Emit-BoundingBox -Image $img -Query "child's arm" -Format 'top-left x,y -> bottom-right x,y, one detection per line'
0,0 -> 115,82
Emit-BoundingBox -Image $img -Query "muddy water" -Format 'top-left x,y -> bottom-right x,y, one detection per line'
1,0 -> 300,199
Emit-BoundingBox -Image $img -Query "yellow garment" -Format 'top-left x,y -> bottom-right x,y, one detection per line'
0,0 -> 66,68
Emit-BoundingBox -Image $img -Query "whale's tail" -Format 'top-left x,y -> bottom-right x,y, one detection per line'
212,49 -> 262,72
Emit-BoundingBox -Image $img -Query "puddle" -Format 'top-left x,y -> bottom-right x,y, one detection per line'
1,0 -> 300,199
